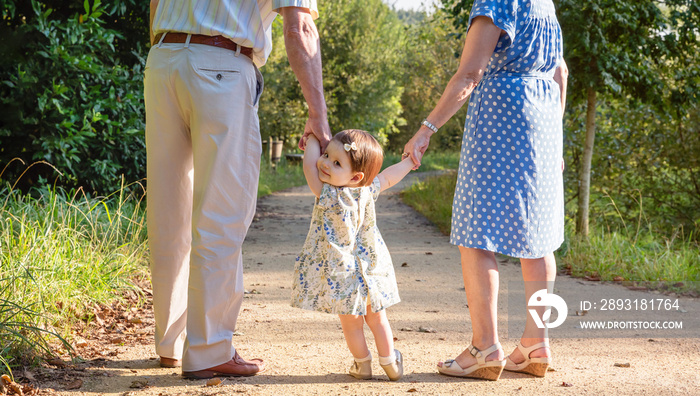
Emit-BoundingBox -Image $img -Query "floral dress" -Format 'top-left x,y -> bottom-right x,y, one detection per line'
450,0 -> 565,258
291,177 -> 400,315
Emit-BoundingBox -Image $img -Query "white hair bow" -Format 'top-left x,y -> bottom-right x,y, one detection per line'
344,142 -> 357,152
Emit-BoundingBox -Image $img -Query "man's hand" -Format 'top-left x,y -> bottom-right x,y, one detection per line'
299,116 -> 331,151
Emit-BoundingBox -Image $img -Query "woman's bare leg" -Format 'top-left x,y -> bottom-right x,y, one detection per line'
438,247 -> 504,368
508,253 -> 557,362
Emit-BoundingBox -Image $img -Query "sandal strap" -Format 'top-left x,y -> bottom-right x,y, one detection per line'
517,341 -> 549,358
468,342 -> 502,365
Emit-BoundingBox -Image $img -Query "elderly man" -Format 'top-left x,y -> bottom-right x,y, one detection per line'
144,0 -> 331,378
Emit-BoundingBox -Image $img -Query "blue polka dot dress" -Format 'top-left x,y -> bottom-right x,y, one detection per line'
450,0 -> 565,258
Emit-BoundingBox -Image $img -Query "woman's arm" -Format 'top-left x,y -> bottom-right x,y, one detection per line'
403,16 -> 503,169
553,58 -> 568,115
302,135 -> 323,198
378,157 -> 414,193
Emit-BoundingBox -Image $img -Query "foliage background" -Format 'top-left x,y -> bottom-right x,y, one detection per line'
0,0 -> 698,236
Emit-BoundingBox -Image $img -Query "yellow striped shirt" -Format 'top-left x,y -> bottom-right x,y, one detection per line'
152,0 -> 319,66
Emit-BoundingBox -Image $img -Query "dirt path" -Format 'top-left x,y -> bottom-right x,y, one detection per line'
49,174 -> 699,395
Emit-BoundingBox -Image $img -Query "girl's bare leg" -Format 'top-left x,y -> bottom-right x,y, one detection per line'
338,314 -> 370,359
364,308 -> 394,358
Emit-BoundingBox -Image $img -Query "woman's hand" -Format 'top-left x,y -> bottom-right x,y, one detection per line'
403,127 -> 433,170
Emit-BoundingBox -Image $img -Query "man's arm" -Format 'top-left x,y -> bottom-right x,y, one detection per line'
150,0 -> 159,45
278,7 -> 332,150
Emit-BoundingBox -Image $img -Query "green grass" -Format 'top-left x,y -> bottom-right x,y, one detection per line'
400,171 -> 700,293
400,171 -> 457,235
383,151 -> 460,171
257,157 -> 306,197
559,227 -> 700,291
0,180 -> 149,372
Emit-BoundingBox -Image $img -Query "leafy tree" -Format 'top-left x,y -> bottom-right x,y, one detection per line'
555,0 -> 699,236
389,7 -> 466,152
0,0 -> 146,193
258,0 -> 406,148
439,0 -> 700,237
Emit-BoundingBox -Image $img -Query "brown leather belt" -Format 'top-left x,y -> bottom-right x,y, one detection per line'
155,32 -> 253,59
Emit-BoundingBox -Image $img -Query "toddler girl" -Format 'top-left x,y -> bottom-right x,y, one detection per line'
291,129 -> 414,381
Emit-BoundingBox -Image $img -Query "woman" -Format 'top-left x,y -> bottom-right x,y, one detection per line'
404,0 -> 568,381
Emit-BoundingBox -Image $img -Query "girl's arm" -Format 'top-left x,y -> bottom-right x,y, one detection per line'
378,157 -> 414,193
302,135 -> 323,198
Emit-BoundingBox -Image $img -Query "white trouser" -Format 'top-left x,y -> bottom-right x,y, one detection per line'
144,39 -> 263,372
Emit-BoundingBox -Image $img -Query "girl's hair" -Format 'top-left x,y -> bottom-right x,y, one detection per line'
332,129 -> 383,187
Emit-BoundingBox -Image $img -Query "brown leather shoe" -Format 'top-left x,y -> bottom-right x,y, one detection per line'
160,357 -> 182,368
182,351 -> 265,379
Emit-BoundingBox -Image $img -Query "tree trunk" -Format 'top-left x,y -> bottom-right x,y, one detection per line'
576,87 -> 597,236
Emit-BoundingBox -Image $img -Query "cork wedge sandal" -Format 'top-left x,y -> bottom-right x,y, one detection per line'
504,342 -> 551,377
437,343 -> 505,381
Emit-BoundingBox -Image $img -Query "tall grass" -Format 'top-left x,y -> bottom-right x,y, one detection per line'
400,171 -> 457,235
257,157 -> 306,197
0,180 -> 149,372
559,225 -> 700,290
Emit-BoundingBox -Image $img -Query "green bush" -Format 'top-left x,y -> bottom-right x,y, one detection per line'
0,0 -> 146,194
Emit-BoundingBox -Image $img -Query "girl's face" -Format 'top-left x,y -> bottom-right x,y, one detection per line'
316,140 -> 364,187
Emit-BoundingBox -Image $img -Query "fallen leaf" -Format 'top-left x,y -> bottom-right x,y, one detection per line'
9,381 -> 23,395
65,379 -> 83,390
128,317 -> 143,324
517,386 -> 523,390
393,336 -> 399,341
206,378 -> 222,387
400,327 -> 414,332
613,276 -> 624,282
614,362 -> 630,368
575,310 -> 588,316
407,389 -> 418,393
130,380 -> 148,388
110,337 -> 124,344
47,358 -> 67,367
438,337 -> 446,341
401,262 -> 408,267
0,374 -> 10,386
547,367 -> 556,372
418,326 -> 436,333
21,370 -> 36,382
561,381 -> 573,387
425,252 -> 433,255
